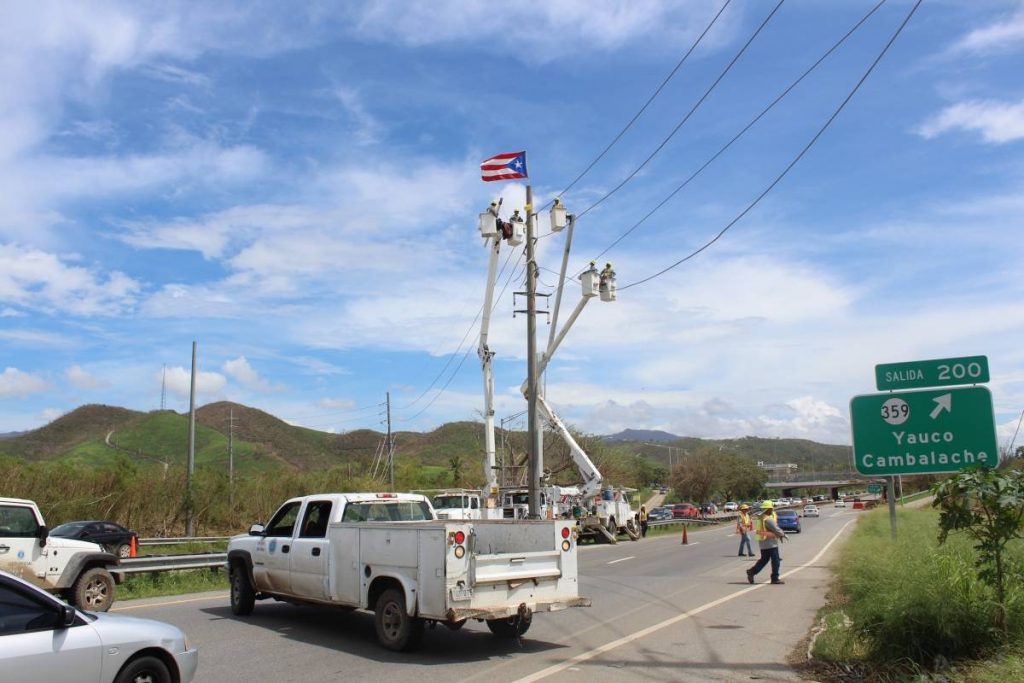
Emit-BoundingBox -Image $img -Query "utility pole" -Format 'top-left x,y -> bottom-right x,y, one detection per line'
525,186 -> 541,518
386,392 -> 394,489
227,407 -> 236,506
160,364 -> 166,410
186,341 -> 197,537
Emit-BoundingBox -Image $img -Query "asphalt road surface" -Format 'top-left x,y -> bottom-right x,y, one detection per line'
113,506 -> 858,682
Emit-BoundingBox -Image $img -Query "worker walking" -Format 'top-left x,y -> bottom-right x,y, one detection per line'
736,503 -> 754,557
746,500 -> 787,585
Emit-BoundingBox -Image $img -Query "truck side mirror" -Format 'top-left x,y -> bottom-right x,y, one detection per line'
249,524 -> 265,536
37,524 -> 48,548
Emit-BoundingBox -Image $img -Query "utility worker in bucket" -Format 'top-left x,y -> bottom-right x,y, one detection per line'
746,500 -> 787,585
735,504 -> 754,557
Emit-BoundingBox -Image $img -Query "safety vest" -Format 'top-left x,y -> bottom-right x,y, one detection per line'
639,509 -> 648,522
757,513 -> 777,541
738,511 -> 752,532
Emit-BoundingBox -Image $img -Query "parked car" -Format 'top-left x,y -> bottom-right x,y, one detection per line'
647,506 -> 672,521
834,498 -> 847,508
50,520 -> 138,558
775,509 -> 801,533
0,569 -> 198,682
671,503 -> 700,519
802,505 -> 820,518
722,502 -> 738,512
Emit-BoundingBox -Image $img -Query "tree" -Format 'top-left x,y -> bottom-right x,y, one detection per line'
717,453 -> 766,501
448,455 -> 463,487
933,467 -> 1024,634
670,446 -> 721,503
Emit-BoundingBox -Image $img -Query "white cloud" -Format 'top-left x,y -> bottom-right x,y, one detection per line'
0,367 -> 49,398
0,244 -> 140,316
334,88 -> 383,145
223,356 -> 273,392
916,99 -> 1024,144
318,398 -> 357,410
65,365 -> 105,390
949,8 -> 1024,55
161,365 -> 227,400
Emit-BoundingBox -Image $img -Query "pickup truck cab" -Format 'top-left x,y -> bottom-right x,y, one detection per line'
0,497 -> 119,611
227,492 -> 589,651
431,489 -> 482,520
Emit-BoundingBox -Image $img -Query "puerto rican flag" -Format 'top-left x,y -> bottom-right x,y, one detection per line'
480,151 -> 528,182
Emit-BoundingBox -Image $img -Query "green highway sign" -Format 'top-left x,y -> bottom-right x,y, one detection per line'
850,386 -> 998,476
867,483 -> 882,494
875,355 -> 989,391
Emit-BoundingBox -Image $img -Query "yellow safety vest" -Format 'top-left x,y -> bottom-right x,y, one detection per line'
639,509 -> 648,522
757,513 -> 778,541
738,512 -> 752,532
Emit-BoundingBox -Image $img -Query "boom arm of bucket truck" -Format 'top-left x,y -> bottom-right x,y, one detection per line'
536,394 -> 603,498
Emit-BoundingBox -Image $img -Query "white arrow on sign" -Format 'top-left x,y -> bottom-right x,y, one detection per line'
930,393 -> 952,419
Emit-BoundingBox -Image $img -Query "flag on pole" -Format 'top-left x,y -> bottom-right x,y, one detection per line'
480,151 -> 528,182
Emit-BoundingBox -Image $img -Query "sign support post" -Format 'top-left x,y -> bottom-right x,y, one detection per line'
887,476 -> 897,540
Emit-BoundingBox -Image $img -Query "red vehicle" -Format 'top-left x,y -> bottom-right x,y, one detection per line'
671,503 -> 700,519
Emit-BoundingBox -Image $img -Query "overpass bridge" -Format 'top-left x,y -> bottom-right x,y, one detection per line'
763,471 -> 887,499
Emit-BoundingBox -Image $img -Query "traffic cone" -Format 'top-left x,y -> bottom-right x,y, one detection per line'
129,535 -> 137,558
681,525 -> 688,545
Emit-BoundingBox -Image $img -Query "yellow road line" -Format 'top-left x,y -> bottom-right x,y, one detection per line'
111,592 -> 228,612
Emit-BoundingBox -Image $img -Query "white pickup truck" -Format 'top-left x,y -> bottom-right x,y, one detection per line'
227,492 -> 589,651
0,497 -> 119,611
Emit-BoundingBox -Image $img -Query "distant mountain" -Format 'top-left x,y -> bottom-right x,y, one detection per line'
0,431 -> 24,440
603,428 -> 681,443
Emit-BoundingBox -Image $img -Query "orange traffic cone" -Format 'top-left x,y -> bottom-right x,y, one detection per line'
681,525 -> 688,545
129,535 -> 137,558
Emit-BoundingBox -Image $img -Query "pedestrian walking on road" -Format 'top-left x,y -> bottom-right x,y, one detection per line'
746,500 -> 787,585
639,505 -> 648,538
736,504 -> 754,557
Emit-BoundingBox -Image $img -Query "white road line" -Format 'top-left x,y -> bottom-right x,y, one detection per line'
111,592 -> 228,612
605,556 -> 635,565
512,519 -> 856,683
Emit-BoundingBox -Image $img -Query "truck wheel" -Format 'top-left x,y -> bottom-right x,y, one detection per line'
374,588 -> 423,651
486,612 -> 532,638
71,567 -> 115,612
113,655 -> 171,683
230,565 -> 256,616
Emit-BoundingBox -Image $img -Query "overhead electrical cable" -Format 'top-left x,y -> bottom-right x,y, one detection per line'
398,245 -> 519,410
582,0 -> 888,269
396,251 -> 528,422
572,0 -> 786,223
620,0 -> 923,292
284,401 -> 384,422
552,0 -> 734,203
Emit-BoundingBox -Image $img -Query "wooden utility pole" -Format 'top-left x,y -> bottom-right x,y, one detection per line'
386,392 -> 394,488
525,186 -> 541,518
186,341 -> 197,537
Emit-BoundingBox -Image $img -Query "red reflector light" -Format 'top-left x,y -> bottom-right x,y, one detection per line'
454,530 -> 466,544
376,493 -> 397,498
561,526 -> 571,539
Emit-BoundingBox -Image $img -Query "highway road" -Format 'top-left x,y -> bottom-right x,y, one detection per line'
113,506 -> 858,682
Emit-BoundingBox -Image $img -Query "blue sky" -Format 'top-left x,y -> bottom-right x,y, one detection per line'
2,1 -> 1023,447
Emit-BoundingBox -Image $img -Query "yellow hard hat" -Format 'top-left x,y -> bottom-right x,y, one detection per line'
739,504 -> 749,510
761,500 -> 774,510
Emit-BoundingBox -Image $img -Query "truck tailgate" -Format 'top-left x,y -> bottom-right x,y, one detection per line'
472,549 -> 562,584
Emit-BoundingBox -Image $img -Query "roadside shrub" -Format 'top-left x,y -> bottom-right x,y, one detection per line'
837,508 -> 1024,663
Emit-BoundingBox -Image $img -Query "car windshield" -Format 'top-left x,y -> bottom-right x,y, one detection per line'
50,522 -> 89,535
432,496 -> 467,509
777,510 -> 798,517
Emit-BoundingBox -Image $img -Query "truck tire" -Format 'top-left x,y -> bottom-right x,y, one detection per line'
71,567 -> 115,612
486,611 -> 532,638
230,564 -> 256,616
114,655 -> 171,683
374,588 -> 423,652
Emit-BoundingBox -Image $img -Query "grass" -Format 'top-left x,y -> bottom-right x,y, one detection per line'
118,569 -> 228,601
809,505 -> 1024,679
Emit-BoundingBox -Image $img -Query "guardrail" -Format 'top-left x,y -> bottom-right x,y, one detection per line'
138,536 -> 230,546
115,553 -> 226,575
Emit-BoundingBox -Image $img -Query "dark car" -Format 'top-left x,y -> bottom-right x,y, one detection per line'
50,521 -> 138,557
775,509 -> 801,533
647,506 -> 672,521
671,503 -> 700,519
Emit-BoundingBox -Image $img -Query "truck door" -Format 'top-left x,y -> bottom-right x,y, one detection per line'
289,500 -> 332,601
0,503 -> 45,585
252,500 -> 301,594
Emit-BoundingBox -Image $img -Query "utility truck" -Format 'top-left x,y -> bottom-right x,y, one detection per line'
476,199 -> 636,541
431,489 -> 482,520
0,497 -> 120,611
226,492 -> 590,651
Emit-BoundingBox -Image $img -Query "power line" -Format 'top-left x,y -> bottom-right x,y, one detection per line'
553,0 -> 734,203
572,0 -> 786,223
1008,407 -> 1024,454
621,0 -> 922,292
581,0 -> 888,271
283,402 -> 385,422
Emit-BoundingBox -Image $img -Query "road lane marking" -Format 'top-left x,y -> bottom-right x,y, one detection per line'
111,592 -> 228,612
512,519 -> 856,683
606,556 -> 635,565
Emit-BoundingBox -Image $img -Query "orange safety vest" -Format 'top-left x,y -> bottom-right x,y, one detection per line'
737,511 -> 753,532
